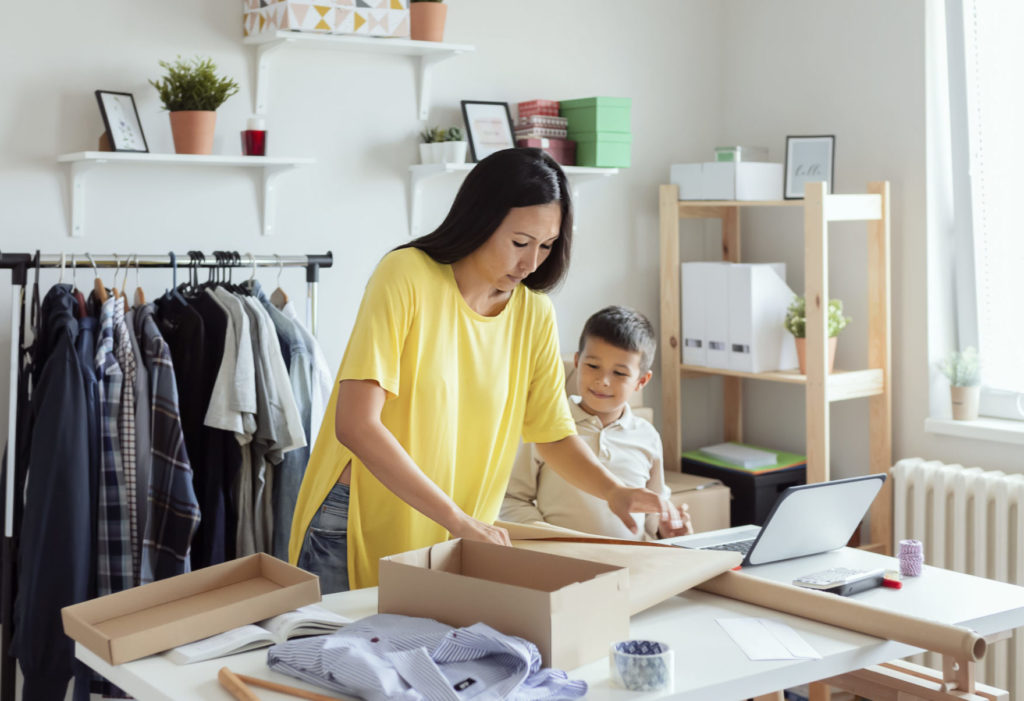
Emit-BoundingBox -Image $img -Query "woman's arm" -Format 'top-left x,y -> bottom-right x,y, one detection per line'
534,435 -> 682,534
335,379 -> 510,545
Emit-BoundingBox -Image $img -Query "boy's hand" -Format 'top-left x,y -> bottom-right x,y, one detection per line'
606,486 -> 677,535
657,502 -> 693,539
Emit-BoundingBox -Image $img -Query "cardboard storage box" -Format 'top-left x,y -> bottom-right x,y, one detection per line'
62,554 -> 320,665
670,162 -> 783,200
379,539 -> 630,669
243,0 -> 410,39
664,471 -> 731,534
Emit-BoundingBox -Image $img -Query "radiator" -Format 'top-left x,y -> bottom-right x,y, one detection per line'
892,458 -> 1024,697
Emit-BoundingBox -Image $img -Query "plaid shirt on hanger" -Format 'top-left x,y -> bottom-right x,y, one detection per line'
112,297 -> 140,584
95,296 -> 132,597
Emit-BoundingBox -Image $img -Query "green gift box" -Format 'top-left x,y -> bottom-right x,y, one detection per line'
574,132 -> 632,168
560,97 -> 631,137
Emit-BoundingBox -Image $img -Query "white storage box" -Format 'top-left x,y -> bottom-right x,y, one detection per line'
243,0 -> 410,39
670,162 -> 783,201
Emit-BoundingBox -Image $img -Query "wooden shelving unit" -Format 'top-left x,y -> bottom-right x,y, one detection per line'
659,181 -> 893,552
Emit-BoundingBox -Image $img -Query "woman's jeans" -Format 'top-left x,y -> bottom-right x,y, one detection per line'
297,482 -> 350,594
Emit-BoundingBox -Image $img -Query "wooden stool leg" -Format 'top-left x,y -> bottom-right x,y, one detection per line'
809,681 -> 831,701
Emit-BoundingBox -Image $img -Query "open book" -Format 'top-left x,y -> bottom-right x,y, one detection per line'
166,604 -> 352,664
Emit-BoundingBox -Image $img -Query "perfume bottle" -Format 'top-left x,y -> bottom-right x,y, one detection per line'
241,116 -> 267,156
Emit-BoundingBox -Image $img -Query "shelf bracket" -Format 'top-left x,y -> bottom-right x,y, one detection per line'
254,39 -> 289,116
259,164 -> 294,236
67,160 -> 101,238
416,51 -> 466,121
408,167 -> 432,237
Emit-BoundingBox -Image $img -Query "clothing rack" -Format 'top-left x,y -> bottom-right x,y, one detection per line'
0,250 -> 332,701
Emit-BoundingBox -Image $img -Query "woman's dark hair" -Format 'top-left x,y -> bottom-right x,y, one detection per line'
396,147 -> 573,292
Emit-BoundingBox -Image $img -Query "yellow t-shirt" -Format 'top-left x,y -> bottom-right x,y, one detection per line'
288,247 -> 576,588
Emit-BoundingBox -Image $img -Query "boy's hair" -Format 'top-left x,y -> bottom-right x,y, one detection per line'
577,306 -> 657,373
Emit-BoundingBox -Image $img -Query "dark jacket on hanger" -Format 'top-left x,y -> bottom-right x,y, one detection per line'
12,284 -> 92,701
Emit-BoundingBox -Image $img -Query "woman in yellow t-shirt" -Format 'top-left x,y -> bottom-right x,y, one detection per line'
290,148 -> 680,592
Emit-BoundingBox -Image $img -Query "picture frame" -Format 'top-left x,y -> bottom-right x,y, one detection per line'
460,100 -> 515,162
784,135 -> 835,199
95,90 -> 148,153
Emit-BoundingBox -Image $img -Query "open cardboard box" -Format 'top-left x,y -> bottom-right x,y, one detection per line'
62,554 -> 320,665
378,539 -> 630,669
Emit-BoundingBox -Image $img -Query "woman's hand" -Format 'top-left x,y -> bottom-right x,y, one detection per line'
606,486 -> 683,535
449,514 -> 512,546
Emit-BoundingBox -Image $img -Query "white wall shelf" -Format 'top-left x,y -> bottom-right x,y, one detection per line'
56,151 -> 314,238
407,162 -> 619,237
243,32 -> 475,119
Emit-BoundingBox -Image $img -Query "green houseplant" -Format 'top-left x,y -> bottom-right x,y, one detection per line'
938,347 -> 981,420
410,0 -> 446,42
418,125 -> 466,164
150,56 -> 239,155
783,295 -> 851,374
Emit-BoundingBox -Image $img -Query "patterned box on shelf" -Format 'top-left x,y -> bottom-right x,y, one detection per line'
574,132 -> 632,168
515,115 -> 568,130
515,126 -> 568,140
517,99 -> 560,118
243,0 -> 410,39
559,97 -> 631,138
516,137 -> 576,166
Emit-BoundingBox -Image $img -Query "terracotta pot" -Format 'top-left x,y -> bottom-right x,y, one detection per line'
794,336 -> 838,375
410,2 -> 447,42
950,385 -> 980,421
169,111 -> 217,155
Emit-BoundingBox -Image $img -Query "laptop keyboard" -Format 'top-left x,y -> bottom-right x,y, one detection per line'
701,539 -> 755,555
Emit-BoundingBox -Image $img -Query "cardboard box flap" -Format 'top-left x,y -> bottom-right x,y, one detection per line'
664,471 -> 723,493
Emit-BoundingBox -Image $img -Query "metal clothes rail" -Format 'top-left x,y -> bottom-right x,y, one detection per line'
0,250 -> 332,701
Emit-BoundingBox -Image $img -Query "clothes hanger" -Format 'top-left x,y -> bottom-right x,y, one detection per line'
69,254 -> 88,319
133,255 -> 146,307
118,255 -> 131,308
87,252 -> 108,304
270,254 -> 289,309
110,254 -> 122,302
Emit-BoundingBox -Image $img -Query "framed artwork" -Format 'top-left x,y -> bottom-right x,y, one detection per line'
460,100 -> 515,162
784,135 -> 835,199
95,90 -> 148,153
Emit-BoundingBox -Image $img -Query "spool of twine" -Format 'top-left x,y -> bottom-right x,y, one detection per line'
899,539 -> 924,576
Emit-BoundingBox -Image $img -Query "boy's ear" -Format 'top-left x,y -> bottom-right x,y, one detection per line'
573,351 -> 580,369
636,369 -> 653,389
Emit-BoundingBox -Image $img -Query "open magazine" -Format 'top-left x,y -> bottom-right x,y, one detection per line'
166,604 -> 352,664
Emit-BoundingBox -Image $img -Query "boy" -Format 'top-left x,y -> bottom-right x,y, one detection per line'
501,306 -> 691,540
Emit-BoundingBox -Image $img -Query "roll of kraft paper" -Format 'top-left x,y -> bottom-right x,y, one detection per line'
698,570 -> 985,662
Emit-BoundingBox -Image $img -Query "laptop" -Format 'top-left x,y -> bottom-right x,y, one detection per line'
663,474 -> 886,566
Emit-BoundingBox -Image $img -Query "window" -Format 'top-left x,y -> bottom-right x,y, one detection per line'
949,0 -> 1024,419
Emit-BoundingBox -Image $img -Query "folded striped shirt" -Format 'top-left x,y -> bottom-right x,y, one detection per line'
266,613 -> 587,700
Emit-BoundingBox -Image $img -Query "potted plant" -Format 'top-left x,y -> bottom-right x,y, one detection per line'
150,56 -> 239,155
784,295 -> 851,374
410,0 -> 446,42
419,125 -> 466,164
938,347 -> 981,420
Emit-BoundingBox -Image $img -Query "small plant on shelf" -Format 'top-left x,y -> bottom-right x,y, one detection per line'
149,55 -> 239,155
784,295 -> 851,374
418,126 -> 466,164
783,295 -> 851,339
937,346 -> 981,387
938,347 -> 981,420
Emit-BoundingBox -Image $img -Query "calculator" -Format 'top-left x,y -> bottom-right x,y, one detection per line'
792,567 -> 885,596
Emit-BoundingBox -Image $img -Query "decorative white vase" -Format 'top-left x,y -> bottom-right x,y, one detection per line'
443,140 -> 468,164
950,385 -> 980,420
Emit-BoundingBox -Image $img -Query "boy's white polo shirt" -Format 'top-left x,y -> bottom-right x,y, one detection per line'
502,396 -> 669,540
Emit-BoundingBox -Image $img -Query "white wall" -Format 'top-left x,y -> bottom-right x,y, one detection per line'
2,0 -> 1018,481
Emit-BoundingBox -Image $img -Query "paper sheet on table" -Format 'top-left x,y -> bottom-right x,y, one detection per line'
497,520 -> 742,615
717,618 -> 822,661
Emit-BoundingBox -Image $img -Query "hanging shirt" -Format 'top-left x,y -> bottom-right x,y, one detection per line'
124,309 -> 152,569
12,285 -> 92,701
95,295 -> 132,598
501,398 -> 669,541
281,300 -> 333,438
112,297 -> 140,584
266,614 -> 587,701
136,304 -> 202,583
289,248 -> 575,588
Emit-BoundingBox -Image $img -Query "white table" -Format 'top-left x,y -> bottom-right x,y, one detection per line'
76,548 -> 1024,700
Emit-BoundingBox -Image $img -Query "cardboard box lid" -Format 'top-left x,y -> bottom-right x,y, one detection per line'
62,554 -> 320,665
664,470 -> 724,494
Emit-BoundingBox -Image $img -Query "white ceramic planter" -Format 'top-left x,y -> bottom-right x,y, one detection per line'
443,140 -> 468,164
419,142 -> 448,164
950,385 -> 980,420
